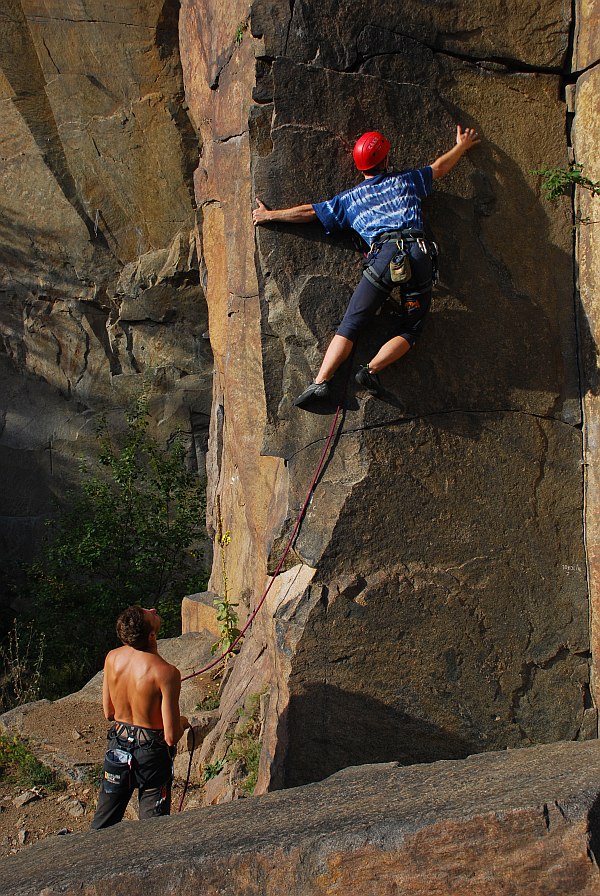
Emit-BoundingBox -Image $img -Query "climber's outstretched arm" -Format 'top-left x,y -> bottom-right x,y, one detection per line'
252,197 -> 317,226
430,125 -> 480,180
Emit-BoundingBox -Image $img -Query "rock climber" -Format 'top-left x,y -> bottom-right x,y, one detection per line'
252,125 -> 480,408
91,605 -> 189,829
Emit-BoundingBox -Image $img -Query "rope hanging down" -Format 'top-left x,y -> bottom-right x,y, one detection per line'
177,726 -> 196,812
181,403 -> 343,684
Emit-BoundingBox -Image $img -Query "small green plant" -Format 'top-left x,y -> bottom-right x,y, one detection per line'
532,164 -> 600,202
202,757 -> 225,782
0,622 -> 45,712
211,497 -> 242,661
195,692 -> 220,712
81,763 -> 103,786
0,734 -> 64,790
234,21 -> 248,45
229,735 -> 261,794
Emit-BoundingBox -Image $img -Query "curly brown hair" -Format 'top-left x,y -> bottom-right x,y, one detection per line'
116,606 -> 152,649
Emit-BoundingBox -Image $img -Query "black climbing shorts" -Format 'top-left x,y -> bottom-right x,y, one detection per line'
336,237 -> 433,345
91,722 -> 174,830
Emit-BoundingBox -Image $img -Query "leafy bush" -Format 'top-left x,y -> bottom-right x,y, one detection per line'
211,497 -> 242,662
195,692 -> 220,712
27,399 -> 208,697
202,758 -> 225,782
228,691 -> 264,794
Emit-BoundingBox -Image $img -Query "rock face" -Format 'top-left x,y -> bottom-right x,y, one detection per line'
0,0 -> 213,584
0,0 -> 598,816
177,0 -> 597,795
3,741 -> 600,894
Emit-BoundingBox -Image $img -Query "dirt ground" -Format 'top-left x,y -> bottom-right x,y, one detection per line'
0,695 -> 208,858
0,632 -> 217,858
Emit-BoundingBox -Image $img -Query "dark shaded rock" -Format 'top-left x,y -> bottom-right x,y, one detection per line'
252,0 -> 571,69
243,46 -> 588,786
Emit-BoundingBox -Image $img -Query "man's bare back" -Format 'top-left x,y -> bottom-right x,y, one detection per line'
102,608 -> 187,746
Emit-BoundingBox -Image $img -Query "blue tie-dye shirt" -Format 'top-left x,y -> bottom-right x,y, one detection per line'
312,167 -> 433,246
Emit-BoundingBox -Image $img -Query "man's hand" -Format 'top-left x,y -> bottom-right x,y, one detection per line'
252,198 -> 317,226
456,125 -> 480,151
253,198 -> 271,226
431,124 -> 481,180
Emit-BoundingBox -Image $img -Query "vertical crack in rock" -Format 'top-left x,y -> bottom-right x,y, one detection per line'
119,321 -> 141,374
543,802 -> 551,831
532,419 -> 550,521
74,313 -> 91,388
0,2 -> 103,243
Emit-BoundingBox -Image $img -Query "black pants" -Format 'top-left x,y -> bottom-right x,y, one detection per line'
91,723 -> 174,829
336,238 -> 433,344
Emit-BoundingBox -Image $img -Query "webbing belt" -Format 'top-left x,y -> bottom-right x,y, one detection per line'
374,229 -> 425,244
111,722 -> 166,746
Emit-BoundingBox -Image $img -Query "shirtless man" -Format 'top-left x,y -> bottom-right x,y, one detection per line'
91,605 -> 189,829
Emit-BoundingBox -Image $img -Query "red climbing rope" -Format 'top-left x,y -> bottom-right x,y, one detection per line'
181,403 -> 343,683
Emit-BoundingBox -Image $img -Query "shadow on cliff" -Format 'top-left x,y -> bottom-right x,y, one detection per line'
588,792 -> 600,866
277,682 -> 476,789
0,1 -> 105,245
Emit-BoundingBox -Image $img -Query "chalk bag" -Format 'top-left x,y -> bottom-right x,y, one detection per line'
102,748 -> 133,793
389,241 -> 412,283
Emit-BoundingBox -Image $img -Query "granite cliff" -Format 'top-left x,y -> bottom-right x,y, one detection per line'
179,0 -> 600,796
0,0 -> 599,866
0,0 -> 212,578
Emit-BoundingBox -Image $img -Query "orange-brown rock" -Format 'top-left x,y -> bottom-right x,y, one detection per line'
572,61 -> 600,706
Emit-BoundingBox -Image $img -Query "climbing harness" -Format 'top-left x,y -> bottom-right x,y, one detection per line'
363,229 -> 439,293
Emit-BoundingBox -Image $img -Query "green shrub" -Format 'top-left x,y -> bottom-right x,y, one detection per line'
26,399 -> 208,698
532,164 -> 600,202
195,693 -> 220,712
0,622 -> 45,712
228,691 -> 264,794
0,734 -> 64,790
211,497 -> 242,663
202,758 -> 225,782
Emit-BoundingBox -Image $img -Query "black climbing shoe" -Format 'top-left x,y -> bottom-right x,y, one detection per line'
294,381 -> 330,408
355,366 -> 382,396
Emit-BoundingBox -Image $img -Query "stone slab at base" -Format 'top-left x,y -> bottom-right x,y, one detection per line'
3,740 -> 600,895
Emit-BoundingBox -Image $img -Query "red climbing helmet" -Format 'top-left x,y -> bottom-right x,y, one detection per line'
352,131 -> 391,171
